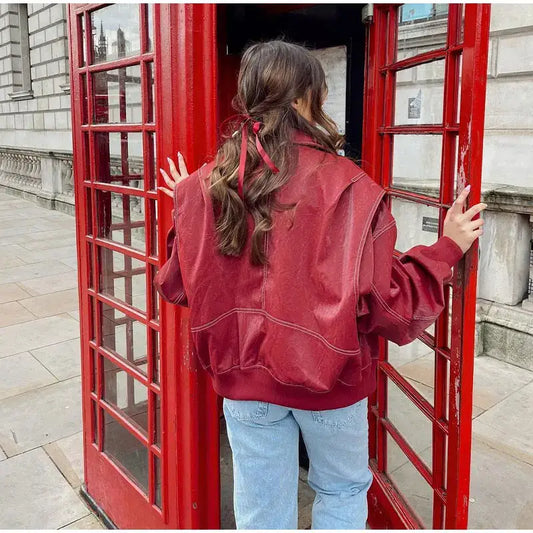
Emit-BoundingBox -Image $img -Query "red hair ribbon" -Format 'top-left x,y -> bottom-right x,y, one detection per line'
238,115 -> 280,200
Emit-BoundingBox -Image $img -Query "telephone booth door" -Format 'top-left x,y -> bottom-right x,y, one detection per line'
68,4 -> 219,528
361,4 -> 491,529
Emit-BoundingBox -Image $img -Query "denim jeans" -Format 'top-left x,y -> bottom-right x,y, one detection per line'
222,396 -> 373,530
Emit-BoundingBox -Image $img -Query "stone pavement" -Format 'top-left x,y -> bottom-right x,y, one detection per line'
0,190 -> 532,529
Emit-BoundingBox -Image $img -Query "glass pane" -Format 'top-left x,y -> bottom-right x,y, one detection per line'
96,190 -> 146,252
149,264 -> 160,323
100,301 -> 148,366
454,53 -> 463,124
91,399 -> 98,445
94,132 -> 144,189
390,197 -> 442,253
148,199 -> 158,256
386,433 -> 433,528
85,187 -> 93,235
146,62 -> 155,123
99,247 -> 146,312
395,60 -> 445,126
150,328 -> 160,383
93,65 -> 142,124
81,74 -> 88,124
91,4 -> 141,64
153,392 -> 161,446
392,134 -> 442,196
103,356 -> 148,434
154,454 -> 162,509
103,410 -> 148,494
80,14 -> 86,66
387,377 -> 433,469
146,131 -> 156,190
146,5 -> 153,52
90,348 -> 97,392
397,4 -> 448,61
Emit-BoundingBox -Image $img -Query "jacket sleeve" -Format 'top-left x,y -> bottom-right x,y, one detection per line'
356,198 -> 464,345
153,208 -> 189,307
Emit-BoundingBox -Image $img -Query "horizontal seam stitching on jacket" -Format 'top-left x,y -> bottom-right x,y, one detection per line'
370,283 -> 412,327
191,307 -> 360,356
214,362 -> 366,393
372,220 -> 396,242
337,360 -> 373,386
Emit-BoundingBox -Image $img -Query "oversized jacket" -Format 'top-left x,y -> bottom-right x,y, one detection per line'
154,128 -> 464,410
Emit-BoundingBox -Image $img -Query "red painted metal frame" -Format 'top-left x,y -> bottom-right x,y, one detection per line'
362,4 -> 490,529
68,3 -> 220,528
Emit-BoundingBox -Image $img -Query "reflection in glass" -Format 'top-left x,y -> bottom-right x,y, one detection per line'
99,248 -> 146,312
94,132 -> 144,189
93,65 -> 142,124
103,356 -> 148,434
386,433 -> 433,528
100,301 -> 148,365
390,197 -> 441,253
91,4 -> 140,64
392,134 -> 442,196
398,4 -> 448,62
395,60 -> 445,126
96,190 -> 146,252
103,410 -> 148,494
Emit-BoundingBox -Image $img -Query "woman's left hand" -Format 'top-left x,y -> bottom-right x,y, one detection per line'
159,152 -> 189,198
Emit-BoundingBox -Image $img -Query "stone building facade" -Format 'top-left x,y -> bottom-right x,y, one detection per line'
0,3 -> 532,369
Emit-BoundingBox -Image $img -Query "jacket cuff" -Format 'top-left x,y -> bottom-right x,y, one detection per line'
429,236 -> 464,269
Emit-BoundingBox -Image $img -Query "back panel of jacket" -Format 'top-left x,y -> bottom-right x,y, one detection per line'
174,142 -> 385,393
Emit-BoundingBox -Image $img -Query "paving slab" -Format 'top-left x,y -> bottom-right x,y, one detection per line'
0,259 -> 73,284
0,446 -> 89,529
0,313 -> 80,358
18,287 -> 79,318
0,351 -> 57,400
471,355 -> 533,410
0,375 -> 82,456
31,337 -> 82,381
13,245 -> 78,265
0,281 -> 32,304
50,430 -> 85,488
0,300 -> 36,327
17,269 -> 79,296
473,380 -> 533,466
389,438 -> 533,529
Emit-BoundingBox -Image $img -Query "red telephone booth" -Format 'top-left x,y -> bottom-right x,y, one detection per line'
67,3 -> 490,529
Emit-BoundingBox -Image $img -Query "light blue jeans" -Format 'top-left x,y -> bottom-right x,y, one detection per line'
222,396 -> 373,530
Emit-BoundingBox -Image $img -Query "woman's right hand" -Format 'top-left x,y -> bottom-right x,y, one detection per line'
443,185 -> 488,254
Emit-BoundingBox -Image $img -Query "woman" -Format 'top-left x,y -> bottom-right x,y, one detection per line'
155,39 -> 486,530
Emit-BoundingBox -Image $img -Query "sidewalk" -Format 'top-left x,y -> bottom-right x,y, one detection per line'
0,190 -> 531,529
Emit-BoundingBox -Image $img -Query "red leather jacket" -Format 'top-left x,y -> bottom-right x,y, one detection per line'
154,129 -> 464,410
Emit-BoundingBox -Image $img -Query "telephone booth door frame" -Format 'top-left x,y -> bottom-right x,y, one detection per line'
68,4 -> 219,529
362,4 -> 491,529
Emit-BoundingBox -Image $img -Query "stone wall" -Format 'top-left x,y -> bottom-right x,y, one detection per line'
0,3 -> 71,151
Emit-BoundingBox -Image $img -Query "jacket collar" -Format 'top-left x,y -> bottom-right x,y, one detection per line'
291,128 -> 328,150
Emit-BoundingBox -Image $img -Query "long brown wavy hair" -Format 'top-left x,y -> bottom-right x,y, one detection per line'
208,39 -> 345,266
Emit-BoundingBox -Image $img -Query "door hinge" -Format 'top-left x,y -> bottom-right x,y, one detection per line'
362,4 -> 374,24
